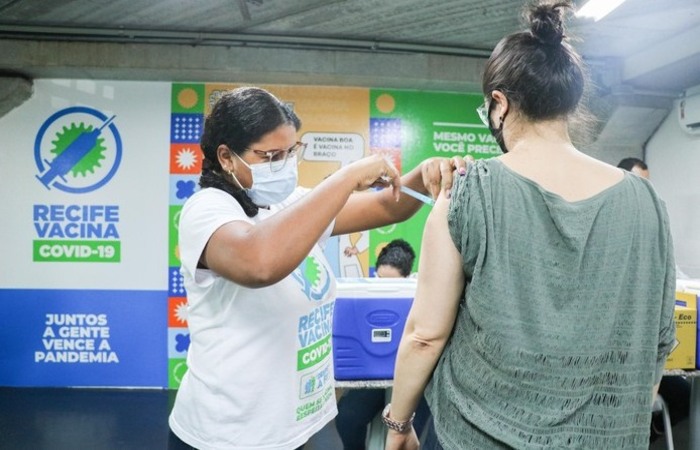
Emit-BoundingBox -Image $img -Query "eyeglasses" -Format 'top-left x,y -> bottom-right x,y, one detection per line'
476,101 -> 490,126
250,141 -> 307,172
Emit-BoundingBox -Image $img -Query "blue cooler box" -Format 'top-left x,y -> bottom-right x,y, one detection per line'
333,277 -> 416,380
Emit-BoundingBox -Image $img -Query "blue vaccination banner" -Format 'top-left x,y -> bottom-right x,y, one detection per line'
0,289 -> 168,388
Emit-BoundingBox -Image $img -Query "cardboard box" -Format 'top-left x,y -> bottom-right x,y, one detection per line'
333,278 -> 416,380
675,290 -> 700,369
675,291 -> 697,310
664,291 -> 698,369
664,304 -> 697,370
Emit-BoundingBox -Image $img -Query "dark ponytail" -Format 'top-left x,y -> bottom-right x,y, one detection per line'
482,0 -> 585,121
198,87 -> 301,217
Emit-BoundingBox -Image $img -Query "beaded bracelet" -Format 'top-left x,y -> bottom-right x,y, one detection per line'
381,403 -> 415,434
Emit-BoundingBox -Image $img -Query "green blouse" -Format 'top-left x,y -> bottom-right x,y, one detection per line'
427,158 -> 676,449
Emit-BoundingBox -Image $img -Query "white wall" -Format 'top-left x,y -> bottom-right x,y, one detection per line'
646,87 -> 700,278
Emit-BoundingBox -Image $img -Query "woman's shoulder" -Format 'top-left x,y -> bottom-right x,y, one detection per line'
187,187 -> 227,200
463,157 -> 502,177
182,188 -> 247,220
184,187 -> 240,206
615,171 -> 668,212
453,157 -> 500,193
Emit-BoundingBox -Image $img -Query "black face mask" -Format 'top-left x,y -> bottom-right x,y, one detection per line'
487,100 -> 509,154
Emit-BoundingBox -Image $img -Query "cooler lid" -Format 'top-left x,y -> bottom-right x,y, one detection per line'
336,277 -> 417,298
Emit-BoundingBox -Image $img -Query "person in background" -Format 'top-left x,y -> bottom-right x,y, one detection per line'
617,157 -> 650,179
385,2 -> 676,449
375,239 -> 416,278
335,239 -> 430,449
167,86 -> 469,450
617,156 -> 691,443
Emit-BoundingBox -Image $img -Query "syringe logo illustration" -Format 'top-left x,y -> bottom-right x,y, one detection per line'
34,106 -> 123,194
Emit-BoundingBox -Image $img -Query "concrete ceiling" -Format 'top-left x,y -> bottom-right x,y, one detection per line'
1,0 -> 699,160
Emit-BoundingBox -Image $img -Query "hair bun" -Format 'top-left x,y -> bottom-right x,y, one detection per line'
527,1 -> 570,47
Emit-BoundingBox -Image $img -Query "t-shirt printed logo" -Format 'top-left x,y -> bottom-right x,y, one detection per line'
293,251 -> 335,422
299,363 -> 332,399
292,254 -> 331,302
297,310 -> 333,372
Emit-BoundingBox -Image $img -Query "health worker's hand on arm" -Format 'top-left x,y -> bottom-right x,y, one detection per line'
421,155 -> 472,200
334,155 -> 473,236
202,154 -> 399,288
384,192 -> 465,450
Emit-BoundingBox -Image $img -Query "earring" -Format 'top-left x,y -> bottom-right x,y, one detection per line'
498,108 -> 508,127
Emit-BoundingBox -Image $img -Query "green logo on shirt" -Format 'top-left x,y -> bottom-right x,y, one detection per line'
292,255 -> 331,301
297,334 -> 331,370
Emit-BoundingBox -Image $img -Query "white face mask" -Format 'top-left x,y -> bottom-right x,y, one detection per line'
232,153 -> 298,206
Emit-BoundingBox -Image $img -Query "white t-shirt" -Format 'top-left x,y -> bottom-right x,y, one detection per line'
169,187 -> 337,450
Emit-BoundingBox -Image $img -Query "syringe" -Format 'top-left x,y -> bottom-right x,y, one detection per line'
400,185 -> 435,206
379,174 -> 435,206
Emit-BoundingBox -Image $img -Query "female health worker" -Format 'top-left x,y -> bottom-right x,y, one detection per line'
168,86 -> 469,450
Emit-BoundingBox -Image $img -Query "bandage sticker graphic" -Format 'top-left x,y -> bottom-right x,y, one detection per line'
34,106 -> 123,194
